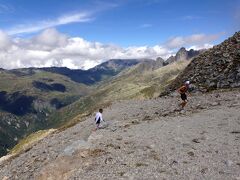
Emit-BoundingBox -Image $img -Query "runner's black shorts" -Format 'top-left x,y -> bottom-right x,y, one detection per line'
96,118 -> 101,124
181,93 -> 187,101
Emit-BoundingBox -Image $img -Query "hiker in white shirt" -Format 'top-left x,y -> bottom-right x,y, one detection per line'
95,108 -> 104,130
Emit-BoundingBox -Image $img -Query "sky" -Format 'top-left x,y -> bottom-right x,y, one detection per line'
0,0 -> 239,69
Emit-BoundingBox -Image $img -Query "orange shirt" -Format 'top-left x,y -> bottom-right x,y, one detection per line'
178,85 -> 188,94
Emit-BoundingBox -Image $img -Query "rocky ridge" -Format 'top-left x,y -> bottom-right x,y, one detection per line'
165,47 -> 202,65
166,31 -> 240,92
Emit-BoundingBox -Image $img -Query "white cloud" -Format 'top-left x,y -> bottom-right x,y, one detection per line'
32,28 -> 68,50
0,30 -> 11,50
165,33 -> 221,49
0,29 -> 219,70
7,12 -> 92,35
187,43 -> 213,50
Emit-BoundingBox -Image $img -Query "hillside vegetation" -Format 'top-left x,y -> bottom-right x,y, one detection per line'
0,69 -> 91,156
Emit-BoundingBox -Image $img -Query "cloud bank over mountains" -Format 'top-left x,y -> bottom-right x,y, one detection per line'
0,28 -> 219,69
165,33 -> 221,49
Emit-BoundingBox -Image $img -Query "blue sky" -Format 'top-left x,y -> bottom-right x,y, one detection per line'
0,0 -> 239,69
1,0 -> 239,46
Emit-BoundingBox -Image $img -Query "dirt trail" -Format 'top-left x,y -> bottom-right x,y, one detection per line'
0,89 -> 240,180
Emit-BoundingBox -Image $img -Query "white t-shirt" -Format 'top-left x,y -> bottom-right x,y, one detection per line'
95,112 -> 103,123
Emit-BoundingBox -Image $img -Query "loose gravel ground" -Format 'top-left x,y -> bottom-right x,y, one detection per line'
0,89 -> 240,180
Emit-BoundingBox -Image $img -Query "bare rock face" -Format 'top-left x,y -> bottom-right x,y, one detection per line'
165,47 -> 202,65
156,57 -> 164,67
175,47 -> 188,61
165,55 -> 175,64
165,31 -> 240,92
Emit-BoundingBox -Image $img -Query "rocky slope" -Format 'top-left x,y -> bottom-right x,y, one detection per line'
0,89 -> 240,179
165,31 -> 240,92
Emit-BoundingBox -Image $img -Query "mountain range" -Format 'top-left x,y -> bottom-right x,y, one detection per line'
0,31 -> 240,179
0,47 -> 202,157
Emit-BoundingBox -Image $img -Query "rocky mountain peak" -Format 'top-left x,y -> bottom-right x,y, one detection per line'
175,47 -> 188,61
156,57 -> 164,67
179,47 -> 187,52
165,31 -> 240,92
165,47 -> 201,64
156,57 -> 164,62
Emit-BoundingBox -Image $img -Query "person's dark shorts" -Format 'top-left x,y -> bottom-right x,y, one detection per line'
96,118 -> 101,124
181,93 -> 187,101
